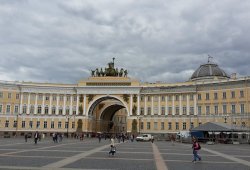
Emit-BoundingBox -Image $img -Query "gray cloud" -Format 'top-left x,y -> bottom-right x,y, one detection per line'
0,0 -> 250,84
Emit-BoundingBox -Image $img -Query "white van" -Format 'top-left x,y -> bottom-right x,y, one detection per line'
136,134 -> 152,142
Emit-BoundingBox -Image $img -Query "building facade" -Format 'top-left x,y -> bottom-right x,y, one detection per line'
0,60 -> 249,138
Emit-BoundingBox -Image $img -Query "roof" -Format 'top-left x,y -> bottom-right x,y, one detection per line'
191,122 -> 249,132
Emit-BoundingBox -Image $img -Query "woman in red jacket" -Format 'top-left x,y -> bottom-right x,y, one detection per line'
192,137 -> 201,163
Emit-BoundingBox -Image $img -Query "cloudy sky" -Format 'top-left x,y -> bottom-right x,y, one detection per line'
0,0 -> 250,84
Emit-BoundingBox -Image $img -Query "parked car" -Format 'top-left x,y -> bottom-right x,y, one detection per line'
136,134 -> 152,142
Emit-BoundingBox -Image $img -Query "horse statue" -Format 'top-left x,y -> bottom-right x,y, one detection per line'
95,68 -> 100,77
91,70 -> 95,77
124,70 -> 128,77
119,68 -> 124,77
100,68 -> 104,77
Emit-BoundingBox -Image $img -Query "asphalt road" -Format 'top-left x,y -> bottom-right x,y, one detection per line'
0,137 -> 249,170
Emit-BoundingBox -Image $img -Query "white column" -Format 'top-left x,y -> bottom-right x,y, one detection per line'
42,94 -> 45,115
187,94 -> 190,115
130,94 -> 133,116
83,94 -> 86,115
165,96 -> 168,116
151,96 -> 153,115
144,96 -> 147,115
158,96 -> 161,115
172,96 -> 175,115
49,94 -> 52,115
27,93 -> 31,115
180,95 -> 182,115
70,95 -> 73,115
20,92 -> 23,114
137,94 -> 140,116
76,94 -> 79,115
194,94 -> 197,115
34,94 -> 38,115
56,94 -> 59,115
63,94 -> 66,115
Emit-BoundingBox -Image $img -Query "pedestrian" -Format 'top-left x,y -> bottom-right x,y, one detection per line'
98,134 -> 101,143
192,137 -> 201,163
34,131 -> 39,144
25,134 -> 28,142
171,134 -> 175,146
151,135 -> 154,143
108,136 -> 116,156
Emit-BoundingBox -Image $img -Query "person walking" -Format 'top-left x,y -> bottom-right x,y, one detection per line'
192,137 -> 201,163
109,136 -> 116,156
34,131 -> 39,144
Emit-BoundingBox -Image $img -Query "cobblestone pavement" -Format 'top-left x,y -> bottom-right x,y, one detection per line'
0,138 -> 249,170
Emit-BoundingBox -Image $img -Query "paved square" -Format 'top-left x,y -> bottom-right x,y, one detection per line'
0,138 -> 249,170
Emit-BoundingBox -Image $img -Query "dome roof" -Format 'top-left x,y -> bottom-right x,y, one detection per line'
190,63 -> 229,81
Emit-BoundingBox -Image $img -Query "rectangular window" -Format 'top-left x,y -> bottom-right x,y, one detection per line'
140,122 -> 144,130
22,105 -> 27,114
8,93 -> 12,99
65,122 -> 69,129
52,106 -> 56,114
175,122 -> 179,130
190,107 -> 194,115
14,105 -> 19,113
0,92 -> 3,98
6,105 -> 11,113
73,95 -> 77,101
198,94 -> 202,100
214,92 -> 218,100
72,122 -> 75,129
45,106 -> 49,114
183,122 -> 186,130
182,95 -> 186,101
168,107 -> 172,115
146,122 -> 150,130
183,106 -> 187,115
198,106 -> 202,115
161,107 -> 165,115
66,95 -> 70,102
45,95 -> 49,101
161,96 -> 165,101
147,96 -> 151,102
38,94 -> 43,100
240,90 -> 244,98
140,95 -> 144,101
59,95 -> 64,101
154,122 -> 158,130
5,120 -> 9,128
147,107 -> 151,115
29,121 -> 33,128
214,105 -> 218,114
22,121 -> 25,128
140,107 -> 144,115
36,121 -> 40,128
190,122 -> 194,129
231,91 -> 235,98
231,104 -> 236,114
206,106 -> 210,114
58,121 -> 62,128
0,105 -> 2,113
37,105 -> 42,114
206,93 -> 209,100
190,95 -> 194,100
223,105 -> 227,114
13,120 -> 17,128
168,122 -> 172,130
66,107 -> 70,115
30,105 -> 34,114
16,94 -> 19,99
44,121 -> 47,128
161,122 -> 164,130
240,104 -> 245,114
53,95 -> 57,101
51,121 -> 54,128
175,95 -> 179,101
176,107 -> 179,115
223,92 -> 227,99
59,107 -> 63,115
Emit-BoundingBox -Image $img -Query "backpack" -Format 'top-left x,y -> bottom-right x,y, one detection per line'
197,143 -> 201,150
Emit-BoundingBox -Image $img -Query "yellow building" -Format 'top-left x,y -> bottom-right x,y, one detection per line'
0,59 -> 249,138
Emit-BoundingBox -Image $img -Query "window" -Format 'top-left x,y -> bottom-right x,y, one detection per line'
73,107 -> 76,115
183,106 -> 187,115
59,95 -> 64,101
214,92 -> 218,100
190,122 -> 194,129
223,105 -> 227,114
13,120 -> 17,128
168,96 -> 172,100
231,104 -> 236,114
72,122 -> 75,129
8,93 -> 11,99
214,105 -> 218,114
154,122 -> 158,130
38,94 -> 43,100
240,104 -> 245,114
6,105 -> 11,113
206,93 -> 209,100
190,107 -> 194,115
29,121 -> 33,128
22,105 -> 27,114
58,121 -> 62,128
44,121 -> 47,128
175,122 -> 179,130
140,122 -> 144,130
36,121 -> 40,128
161,122 -> 164,130
45,95 -> 49,101
198,94 -> 202,100
51,121 -> 54,128
30,105 -> 34,114
231,91 -> 235,98
190,94 -> 194,100
5,120 -> 9,128
161,107 -> 165,115
16,94 -> 19,99
66,95 -> 70,101
175,95 -> 179,101
153,107 -> 158,115
0,92 -> 3,98
198,106 -> 202,115
140,107 -> 144,115
153,96 -> 158,102
65,122 -> 69,129
223,92 -> 227,99
147,107 -> 151,115
22,121 -> 25,128
140,95 -> 144,101
0,104 -> 2,113
146,122 -> 150,130
183,122 -> 186,130
52,106 -> 56,114
206,106 -> 210,114
66,107 -> 70,115
161,96 -> 165,101
73,95 -> 77,101
240,90 -> 244,98
182,95 -> 186,101
53,95 -> 57,101
14,105 -> 19,113
176,107 -> 179,115
45,106 -> 49,114
37,105 -> 42,114
168,122 -> 172,130
168,107 -> 172,115
59,107 -> 63,115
